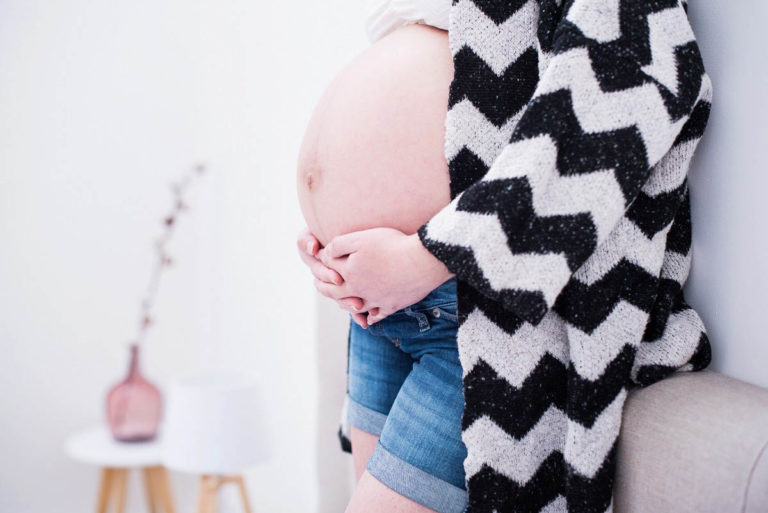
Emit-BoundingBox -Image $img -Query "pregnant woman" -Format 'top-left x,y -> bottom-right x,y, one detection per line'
296,8 -> 467,513
297,1 -> 714,513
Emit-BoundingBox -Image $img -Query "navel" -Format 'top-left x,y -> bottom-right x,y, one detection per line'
305,172 -> 314,191
303,163 -> 323,193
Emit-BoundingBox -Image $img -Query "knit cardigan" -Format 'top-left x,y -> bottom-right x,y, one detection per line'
338,0 -> 713,511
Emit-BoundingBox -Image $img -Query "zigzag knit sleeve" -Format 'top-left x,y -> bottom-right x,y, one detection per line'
417,0 -> 711,325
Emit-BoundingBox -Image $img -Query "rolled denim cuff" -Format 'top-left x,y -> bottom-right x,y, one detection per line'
346,395 -> 388,436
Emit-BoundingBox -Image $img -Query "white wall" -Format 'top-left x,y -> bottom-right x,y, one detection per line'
0,1 -> 366,512
315,296 -> 357,512
685,1 -> 768,389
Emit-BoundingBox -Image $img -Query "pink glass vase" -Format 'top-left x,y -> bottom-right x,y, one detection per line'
106,344 -> 162,442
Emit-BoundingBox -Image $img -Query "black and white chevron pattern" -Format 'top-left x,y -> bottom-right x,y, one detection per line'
414,0 -> 713,511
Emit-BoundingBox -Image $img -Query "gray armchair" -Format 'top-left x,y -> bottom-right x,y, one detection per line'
615,370 -> 768,512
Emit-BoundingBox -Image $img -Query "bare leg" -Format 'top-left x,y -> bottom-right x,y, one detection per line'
349,428 -> 437,513
345,471 -> 437,513
350,426 -> 379,483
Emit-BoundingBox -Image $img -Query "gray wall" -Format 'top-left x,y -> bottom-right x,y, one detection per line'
685,1 -> 768,389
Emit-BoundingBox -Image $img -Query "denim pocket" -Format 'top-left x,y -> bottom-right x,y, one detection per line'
420,302 -> 458,323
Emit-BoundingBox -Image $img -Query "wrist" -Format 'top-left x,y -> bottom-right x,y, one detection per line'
407,232 -> 454,286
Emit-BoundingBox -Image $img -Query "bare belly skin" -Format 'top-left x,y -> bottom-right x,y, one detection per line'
296,24 -> 454,248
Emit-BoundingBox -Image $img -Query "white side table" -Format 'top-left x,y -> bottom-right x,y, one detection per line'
66,426 -> 176,513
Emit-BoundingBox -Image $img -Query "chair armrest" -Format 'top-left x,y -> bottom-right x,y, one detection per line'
614,370 -> 768,513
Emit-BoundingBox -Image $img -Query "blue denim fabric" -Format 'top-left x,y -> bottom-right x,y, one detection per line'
346,278 -> 467,513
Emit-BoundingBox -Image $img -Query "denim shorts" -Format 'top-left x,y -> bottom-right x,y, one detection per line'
345,277 -> 467,513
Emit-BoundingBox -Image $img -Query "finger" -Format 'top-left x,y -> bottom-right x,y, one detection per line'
306,238 -> 318,256
309,258 -> 343,285
337,297 -> 365,313
314,278 -> 349,300
367,312 -> 385,325
351,312 -> 368,329
325,232 -> 361,258
316,248 -> 348,274
299,249 -> 343,284
296,228 -> 321,256
367,307 -> 387,325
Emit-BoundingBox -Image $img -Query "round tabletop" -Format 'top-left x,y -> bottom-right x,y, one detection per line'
65,426 -> 164,467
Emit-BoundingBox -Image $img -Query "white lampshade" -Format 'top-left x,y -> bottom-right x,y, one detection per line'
162,373 -> 270,474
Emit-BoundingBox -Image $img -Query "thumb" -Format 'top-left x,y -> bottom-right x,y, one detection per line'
326,232 -> 360,258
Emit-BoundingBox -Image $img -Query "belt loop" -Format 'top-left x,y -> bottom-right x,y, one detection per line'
404,306 -> 431,333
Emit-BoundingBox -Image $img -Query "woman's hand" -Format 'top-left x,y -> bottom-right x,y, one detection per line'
296,227 -> 369,327
316,227 -> 454,325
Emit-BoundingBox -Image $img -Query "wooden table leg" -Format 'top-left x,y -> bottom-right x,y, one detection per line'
196,475 -> 217,513
235,476 -> 252,513
155,467 -> 176,513
96,468 -> 114,513
98,466 -> 174,513
143,467 -> 158,513
196,475 -> 207,513
195,474 -> 252,513
111,468 -> 128,513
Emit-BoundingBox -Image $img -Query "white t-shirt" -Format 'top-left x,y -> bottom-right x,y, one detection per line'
365,0 -> 451,42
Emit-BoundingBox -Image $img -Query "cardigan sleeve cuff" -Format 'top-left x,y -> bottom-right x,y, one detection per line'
416,220 -> 550,325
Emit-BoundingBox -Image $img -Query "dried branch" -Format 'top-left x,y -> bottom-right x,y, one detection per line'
134,163 -> 206,345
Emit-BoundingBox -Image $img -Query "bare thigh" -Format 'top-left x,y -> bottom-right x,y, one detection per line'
345,471 -> 438,513
348,427 -> 438,513
351,427 -> 379,482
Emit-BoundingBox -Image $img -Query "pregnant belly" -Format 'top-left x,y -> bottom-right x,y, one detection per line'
296,24 -> 454,248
